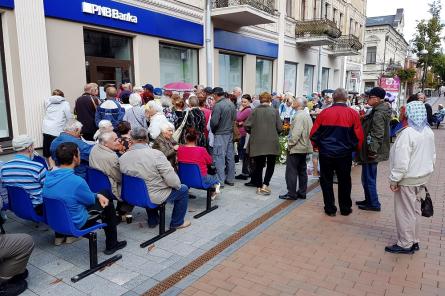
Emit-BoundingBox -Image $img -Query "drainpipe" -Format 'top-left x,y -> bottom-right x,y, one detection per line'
316,0 -> 324,93
205,0 -> 213,86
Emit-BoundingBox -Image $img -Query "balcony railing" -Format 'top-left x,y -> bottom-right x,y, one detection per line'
329,34 -> 363,57
212,0 -> 276,15
295,18 -> 342,46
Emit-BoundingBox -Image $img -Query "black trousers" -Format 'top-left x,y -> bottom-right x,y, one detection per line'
251,155 -> 276,188
319,154 -> 352,214
285,153 -> 308,198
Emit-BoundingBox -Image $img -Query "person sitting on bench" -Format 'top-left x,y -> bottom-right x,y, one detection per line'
43,142 -> 126,255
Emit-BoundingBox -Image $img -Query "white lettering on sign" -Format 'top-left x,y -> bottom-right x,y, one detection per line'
82,2 -> 138,24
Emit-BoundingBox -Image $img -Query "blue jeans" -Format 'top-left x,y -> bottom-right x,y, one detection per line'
202,175 -> 219,188
166,184 -> 189,228
361,163 -> 381,208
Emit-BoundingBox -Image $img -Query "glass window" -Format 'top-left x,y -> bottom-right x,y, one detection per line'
0,17 -> 11,140
321,67 -> 330,90
284,62 -> 297,95
256,58 -> 273,95
366,46 -> 377,64
219,53 -> 242,92
84,30 -> 132,60
159,44 -> 198,86
303,65 -> 314,95
286,0 -> 293,17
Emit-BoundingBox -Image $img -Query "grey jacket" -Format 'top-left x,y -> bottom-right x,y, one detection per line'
119,143 -> 181,204
210,98 -> 236,135
288,110 -> 313,154
89,144 -> 121,199
245,104 -> 282,157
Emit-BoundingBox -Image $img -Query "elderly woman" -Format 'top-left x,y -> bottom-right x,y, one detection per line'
93,120 -> 113,141
146,101 -> 169,140
123,93 -> 147,129
161,96 -> 177,124
235,94 -> 253,180
152,122 -> 178,169
245,92 -> 282,196
386,101 -> 435,254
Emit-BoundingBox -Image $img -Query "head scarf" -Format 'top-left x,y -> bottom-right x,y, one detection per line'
406,101 -> 428,132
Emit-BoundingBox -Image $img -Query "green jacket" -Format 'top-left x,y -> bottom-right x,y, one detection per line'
358,102 -> 391,164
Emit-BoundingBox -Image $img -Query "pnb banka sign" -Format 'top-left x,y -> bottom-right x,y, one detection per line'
82,2 -> 138,23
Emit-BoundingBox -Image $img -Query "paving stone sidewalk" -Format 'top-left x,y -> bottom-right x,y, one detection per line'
181,100 -> 445,296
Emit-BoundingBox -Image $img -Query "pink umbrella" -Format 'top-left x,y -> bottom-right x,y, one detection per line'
163,82 -> 194,92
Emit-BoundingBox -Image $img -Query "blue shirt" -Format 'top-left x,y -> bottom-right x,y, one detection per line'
43,168 -> 96,229
0,155 -> 46,205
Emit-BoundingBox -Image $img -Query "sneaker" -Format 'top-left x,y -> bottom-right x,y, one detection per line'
411,243 -> 420,252
104,241 -> 127,255
54,237 -> 65,246
261,185 -> 271,195
65,236 -> 81,244
385,244 -> 414,254
0,279 -> 27,296
215,184 -> 221,194
173,220 -> 191,229
211,191 -> 218,201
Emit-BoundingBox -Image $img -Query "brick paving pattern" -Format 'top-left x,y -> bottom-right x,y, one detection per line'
182,100 -> 445,296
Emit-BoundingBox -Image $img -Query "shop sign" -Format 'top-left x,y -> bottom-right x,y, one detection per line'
379,76 -> 400,92
82,2 -> 137,23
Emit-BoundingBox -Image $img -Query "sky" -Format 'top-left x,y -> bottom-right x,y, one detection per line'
366,0 -> 445,47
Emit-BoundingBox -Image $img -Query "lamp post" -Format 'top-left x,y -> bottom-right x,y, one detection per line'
417,42 -> 428,92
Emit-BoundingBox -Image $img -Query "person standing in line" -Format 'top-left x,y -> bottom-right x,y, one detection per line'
280,97 -> 313,200
244,92 -> 282,196
235,94 -> 253,180
210,87 -> 237,187
386,101 -> 435,254
232,87 -> 243,110
42,89 -> 73,166
74,83 -> 100,141
356,87 -> 391,212
95,85 -> 125,129
417,92 -> 434,126
310,88 -> 364,217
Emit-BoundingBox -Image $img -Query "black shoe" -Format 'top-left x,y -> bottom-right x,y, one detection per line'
0,279 -> 27,296
224,181 -> 234,186
411,243 -> 420,252
279,194 -> 298,200
325,212 -> 336,217
340,209 -> 353,216
385,244 -> 414,254
355,200 -> 367,206
104,240 -> 127,255
297,194 -> 306,200
235,174 -> 248,180
358,205 -> 381,212
244,182 -> 256,187
10,269 -> 28,283
189,194 -> 197,199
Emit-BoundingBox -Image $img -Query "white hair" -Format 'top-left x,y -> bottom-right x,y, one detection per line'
98,131 -> 116,145
160,96 -> 172,108
295,97 -> 307,107
284,92 -> 294,99
146,100 -> 163,113
160,121 -> 175,132
98,120 -> 113,129
233,87 -> 242,93
129,93 -> 142,107
133,86 -> 143,93
64,119 -> 83,132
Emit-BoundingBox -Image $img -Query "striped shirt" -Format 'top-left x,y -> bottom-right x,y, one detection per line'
0,155 -> 46,205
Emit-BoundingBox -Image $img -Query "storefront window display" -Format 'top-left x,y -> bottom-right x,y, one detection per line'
159,44 -> 198,86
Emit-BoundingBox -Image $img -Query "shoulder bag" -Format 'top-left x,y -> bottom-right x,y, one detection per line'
173,110 -> 189,142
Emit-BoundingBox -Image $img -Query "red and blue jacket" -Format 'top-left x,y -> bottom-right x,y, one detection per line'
310,103 -> 364,158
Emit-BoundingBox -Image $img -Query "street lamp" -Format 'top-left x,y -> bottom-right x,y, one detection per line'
417,42 -> 429,92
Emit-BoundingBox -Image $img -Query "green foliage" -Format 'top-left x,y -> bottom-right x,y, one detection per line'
393,68 -> 417,83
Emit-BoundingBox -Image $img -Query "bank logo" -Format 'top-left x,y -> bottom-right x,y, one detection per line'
82,2 -> 138,24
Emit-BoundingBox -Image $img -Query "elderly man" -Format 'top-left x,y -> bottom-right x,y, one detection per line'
89,132 -> 132,218
210,87 -> 237,186
356,87 -> 391,212
74,83 -> 100,141
0,135 -> 46,213
310,88 -> 364,217
280,97 -> 313,200
50,119 -> 93,178
119,127 -> 190,229
95,85 -> 125,129
232,86 -> 243,109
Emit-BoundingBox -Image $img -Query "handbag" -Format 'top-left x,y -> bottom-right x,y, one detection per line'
421,186 -> 434,217
173,110 -> 189,142
233,121 -> 241,143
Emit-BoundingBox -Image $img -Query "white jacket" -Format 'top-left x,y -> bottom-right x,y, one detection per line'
42,96 -> 72,136
389,126 -> 436,186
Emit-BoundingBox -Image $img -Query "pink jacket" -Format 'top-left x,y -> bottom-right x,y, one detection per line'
236,107 -> 252,137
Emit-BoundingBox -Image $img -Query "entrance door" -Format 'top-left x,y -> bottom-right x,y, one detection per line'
86,57 -> 133,87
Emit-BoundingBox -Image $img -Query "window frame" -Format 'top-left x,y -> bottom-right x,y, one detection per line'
284,61 -> 298,95
218,51 -> 244,92
159,42 -> 200,86
0,14 -> 12,144
255,57 -> 274,94
366,46 -> 377,64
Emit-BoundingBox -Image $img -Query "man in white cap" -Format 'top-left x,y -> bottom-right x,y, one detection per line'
0,135 -> 46,214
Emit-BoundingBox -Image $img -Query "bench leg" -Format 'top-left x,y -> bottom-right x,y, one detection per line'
71,232 -> 122,283
140,204 -> 175,248
194,189 -> 218,219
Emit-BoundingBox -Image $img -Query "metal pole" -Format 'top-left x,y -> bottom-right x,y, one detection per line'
381,34 -> 388,75
317,0 -> 324,92
422,58 -> 427,92
205,0 -> 213,86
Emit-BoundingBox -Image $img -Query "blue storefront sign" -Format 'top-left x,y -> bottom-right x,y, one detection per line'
214,29 -> 278,59
43,0 -> 203,45
0,0 -> 14,9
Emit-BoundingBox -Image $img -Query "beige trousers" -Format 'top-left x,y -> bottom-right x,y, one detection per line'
394,186 -> 422,249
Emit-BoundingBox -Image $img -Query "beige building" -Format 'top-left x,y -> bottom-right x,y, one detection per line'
0,0 -> 366,149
